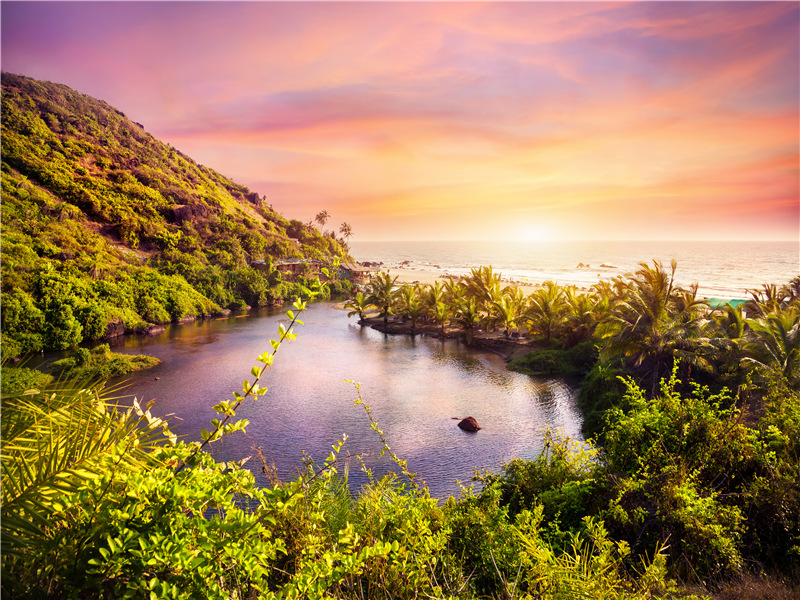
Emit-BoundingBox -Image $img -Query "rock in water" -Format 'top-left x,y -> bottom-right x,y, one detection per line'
457,417 -> 481,432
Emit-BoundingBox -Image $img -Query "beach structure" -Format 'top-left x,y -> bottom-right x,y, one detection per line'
705,298 -> 748,309
276,258 -> 321,279
339,262 -> 380,285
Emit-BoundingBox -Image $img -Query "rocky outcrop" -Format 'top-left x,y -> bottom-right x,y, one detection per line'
103,318 -> 126,339
457,416 -> 481,432
170,202 -> 210,224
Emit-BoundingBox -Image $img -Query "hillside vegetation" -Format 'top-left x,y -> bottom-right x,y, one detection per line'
1,73 -> 349,357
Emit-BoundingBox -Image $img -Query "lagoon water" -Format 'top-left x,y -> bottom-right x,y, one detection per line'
110,302 -> 582,500
350,240 -> 799,298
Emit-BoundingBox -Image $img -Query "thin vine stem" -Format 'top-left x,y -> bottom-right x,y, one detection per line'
173,299 -> 307,475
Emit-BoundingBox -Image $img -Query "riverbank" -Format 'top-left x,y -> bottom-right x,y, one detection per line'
356,313 -> 539,360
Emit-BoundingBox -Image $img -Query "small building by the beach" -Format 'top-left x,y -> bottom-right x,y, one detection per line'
250,259 -> 269,272
275,259 -> 321,279
340,262 -> 379,285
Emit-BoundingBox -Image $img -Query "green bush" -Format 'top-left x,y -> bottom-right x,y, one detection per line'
0,289 -> 45,357
0,366 -> 54,395
49,344 -> 159,380
509,341 -> 599,378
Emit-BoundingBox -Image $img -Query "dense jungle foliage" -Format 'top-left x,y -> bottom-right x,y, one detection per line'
1,73 -> 352,358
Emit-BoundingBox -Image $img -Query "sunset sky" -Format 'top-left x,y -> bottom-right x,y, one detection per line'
2,1 -> 798,242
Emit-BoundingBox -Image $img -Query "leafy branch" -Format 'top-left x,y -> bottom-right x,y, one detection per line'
174,297 -> 309,475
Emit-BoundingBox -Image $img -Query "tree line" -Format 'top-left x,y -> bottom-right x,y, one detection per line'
349,262 -> 800,398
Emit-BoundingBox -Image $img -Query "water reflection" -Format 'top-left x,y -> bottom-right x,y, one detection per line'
104,302 -> 582,499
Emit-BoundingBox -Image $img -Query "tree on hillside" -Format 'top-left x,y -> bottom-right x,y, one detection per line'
315,210 -> 330,230
339,222 -> 353,243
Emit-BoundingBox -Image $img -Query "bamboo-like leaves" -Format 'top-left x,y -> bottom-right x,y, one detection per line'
1,385 -> 174,557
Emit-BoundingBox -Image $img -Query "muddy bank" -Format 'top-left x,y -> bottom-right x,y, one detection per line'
359,316 -> 539,358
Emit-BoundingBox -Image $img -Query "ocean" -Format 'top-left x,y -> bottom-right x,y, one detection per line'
350,240 -> 799,300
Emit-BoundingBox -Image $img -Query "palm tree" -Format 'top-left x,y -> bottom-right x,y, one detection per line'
525,281 -> 568,345
344,291 -> 373,321
402,297 -> 426,332
602,260 -> 709,393
506,286 -> 528,316
489,295 -> 517,337
782,276 -> 800,306
366,272 -> 398,326
315,210 -> 331,230
420,281 -> 446,314
564,287 -> 602,346
464,266 -> 504,310
432,300 -> 451,337
443,278 -> 466,305
743,307 -> 800,389
711,303 -> 747,341
454,297 -> 481,345
745,283 -> 788,317
78,253 -> 109,280
339,222 -> 353,244
396,284 -> 425,331
396,284 -> 418,312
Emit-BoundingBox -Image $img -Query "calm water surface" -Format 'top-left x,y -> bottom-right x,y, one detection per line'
110,302 -> 582,499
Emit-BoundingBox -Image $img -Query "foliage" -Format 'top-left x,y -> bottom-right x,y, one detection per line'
483,430 -> 604,533
509,341 -> 599,377
0,366 -> 54,396
48,344 -> 160,381
366,271 -> 398,325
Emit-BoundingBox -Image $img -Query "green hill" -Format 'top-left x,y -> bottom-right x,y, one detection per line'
1,73 -> 350,357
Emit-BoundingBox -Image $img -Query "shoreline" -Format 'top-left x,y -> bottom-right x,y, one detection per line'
353,312 -> 542,360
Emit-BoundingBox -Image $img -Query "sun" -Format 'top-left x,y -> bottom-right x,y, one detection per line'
509,224 -> 555,244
